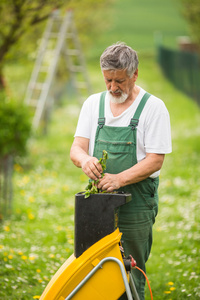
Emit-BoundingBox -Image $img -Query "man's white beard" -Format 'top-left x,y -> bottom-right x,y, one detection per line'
108,91 -> 128,104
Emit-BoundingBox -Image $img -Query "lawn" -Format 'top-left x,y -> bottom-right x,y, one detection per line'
0,0 -> 200,299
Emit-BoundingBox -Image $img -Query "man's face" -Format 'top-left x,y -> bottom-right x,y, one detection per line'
102,69 -> 138,103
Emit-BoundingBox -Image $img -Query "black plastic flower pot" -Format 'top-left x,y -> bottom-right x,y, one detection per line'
74,192 -> 131,257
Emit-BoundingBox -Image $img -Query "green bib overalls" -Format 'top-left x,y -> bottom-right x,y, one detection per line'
93,92 -> 159,300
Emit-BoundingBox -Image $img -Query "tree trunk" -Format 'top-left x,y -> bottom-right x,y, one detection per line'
0,155 -> 13,221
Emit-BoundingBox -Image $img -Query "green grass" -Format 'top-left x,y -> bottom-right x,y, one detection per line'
86,0 -> 189,62
1,0 -> 200,299
139,61 -> 200,300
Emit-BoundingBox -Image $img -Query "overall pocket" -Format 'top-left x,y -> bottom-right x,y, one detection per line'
134,177 -> 159,211
96,139 -> 135,174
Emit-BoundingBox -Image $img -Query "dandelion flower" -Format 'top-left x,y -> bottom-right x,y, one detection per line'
20,190 -> 25,196
156,227 -> 162,232
168,282 -> 174,286
28,212 -> 35,220
28,196 -> 35,203
43,276 -> 49,281
164,291 -> 171,294
0,245 -> 4,250
22,176 -> 30,184
21,255 -> 27,260
8,255 -> 13,259
36,269 -> 41,273
56,226 -> 62,231
49,254 -> 55,258
29,256 -> 35,261
33,296 -> 40,299
68,239 -> 74,245
14,164 -> 23,172
170,287 -> 176,291
3,225 -> 10,232
62,184 -> 69,191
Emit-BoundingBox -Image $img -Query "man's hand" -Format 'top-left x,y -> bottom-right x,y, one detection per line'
97,173 -> 121,192
82,157 -> 103,181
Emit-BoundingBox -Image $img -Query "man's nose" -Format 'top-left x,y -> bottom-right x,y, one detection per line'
110,81 -> 118,91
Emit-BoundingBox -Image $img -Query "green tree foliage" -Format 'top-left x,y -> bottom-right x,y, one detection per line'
0,0 -> 113,90
180,0 -> 200,46
0,0 -> 66,89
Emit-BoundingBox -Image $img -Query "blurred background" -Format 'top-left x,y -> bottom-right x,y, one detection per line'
0,0 -> 199,299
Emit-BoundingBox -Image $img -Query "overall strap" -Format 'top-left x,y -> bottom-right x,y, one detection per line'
98,91 -> 106,128
129,92 -> 151,130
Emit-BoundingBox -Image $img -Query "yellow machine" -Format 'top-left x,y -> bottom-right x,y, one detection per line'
40,229 -> 134,300
40,192 -> 142,300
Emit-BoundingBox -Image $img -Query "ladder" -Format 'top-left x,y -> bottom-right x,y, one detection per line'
24,9 -> 92,129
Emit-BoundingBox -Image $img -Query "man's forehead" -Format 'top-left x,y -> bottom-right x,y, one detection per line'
102,69 -> 128,78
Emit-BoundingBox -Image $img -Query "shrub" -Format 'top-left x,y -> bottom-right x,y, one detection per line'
0,94 -> 32,158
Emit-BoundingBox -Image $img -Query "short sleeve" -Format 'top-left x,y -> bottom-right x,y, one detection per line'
144,99 -> 172,154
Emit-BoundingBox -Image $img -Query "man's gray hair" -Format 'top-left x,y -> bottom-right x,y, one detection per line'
100,42 -> 139,78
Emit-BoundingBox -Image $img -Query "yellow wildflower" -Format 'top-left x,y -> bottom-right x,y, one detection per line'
14,164 -> 23,172
22,176 -> 30,184
28,212 -> 35,220
49,254 -> 55,258
28,196 -> 35,203
29,256 -> 35,261
156,227 -> 162,232
21,255 -> 27,260
56,226 -> 62,231
62,184 -> 69,191
3,225 -> 10,232
20,190 -> 25,196
43,276 -> 49,281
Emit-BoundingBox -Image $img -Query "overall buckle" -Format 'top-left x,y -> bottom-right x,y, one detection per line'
98,117 -> 105,128
129,118 -> 139,130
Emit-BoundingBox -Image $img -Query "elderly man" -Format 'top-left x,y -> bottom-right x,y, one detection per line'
70,42 -> 172,299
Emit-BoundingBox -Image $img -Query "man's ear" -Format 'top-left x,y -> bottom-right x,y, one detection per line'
132,68 -> 138,82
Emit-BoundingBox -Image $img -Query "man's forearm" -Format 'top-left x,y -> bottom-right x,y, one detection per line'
97,153 -> 165,192
70,137 -> 90,168
70,137 -> 103,180
70,145 -> 89,168
119,153 -> 165,186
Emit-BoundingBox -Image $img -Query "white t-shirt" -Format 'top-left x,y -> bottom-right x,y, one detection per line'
75,87 -> 172,177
